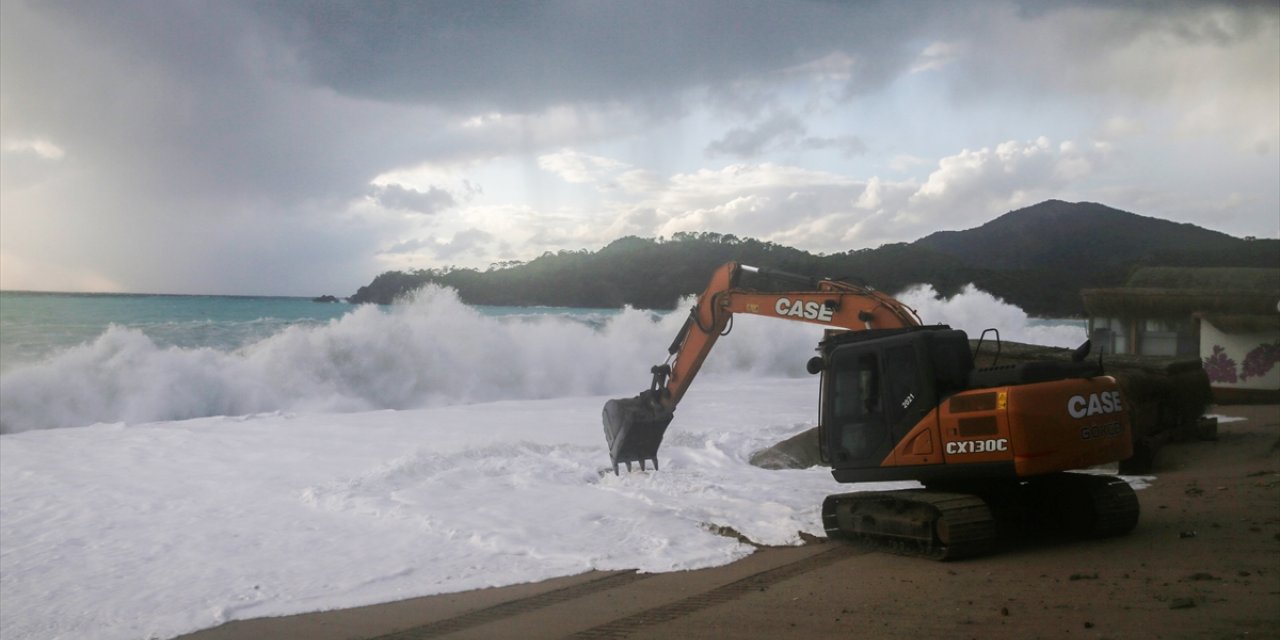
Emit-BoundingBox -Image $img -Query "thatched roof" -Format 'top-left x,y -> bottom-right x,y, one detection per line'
1081,267 -> 1280,318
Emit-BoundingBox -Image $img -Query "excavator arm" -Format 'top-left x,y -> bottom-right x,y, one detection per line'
602,261 -> 922,473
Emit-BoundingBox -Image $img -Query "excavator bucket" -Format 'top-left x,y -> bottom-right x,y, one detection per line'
602,393 -> 674,474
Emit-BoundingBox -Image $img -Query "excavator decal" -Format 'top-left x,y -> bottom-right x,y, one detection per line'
945,438 -> 1009,455
774,297 -> 835,321
1068,391 -> 1124,418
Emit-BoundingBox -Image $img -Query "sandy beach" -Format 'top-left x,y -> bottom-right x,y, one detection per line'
181,404 -> 1279,640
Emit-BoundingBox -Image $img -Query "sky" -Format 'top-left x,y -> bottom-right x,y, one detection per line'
1,1 -> 1277,296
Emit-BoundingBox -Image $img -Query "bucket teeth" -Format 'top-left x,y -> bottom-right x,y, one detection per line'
611,457 -> 661,475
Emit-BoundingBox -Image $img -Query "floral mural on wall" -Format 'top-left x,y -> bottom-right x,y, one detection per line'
1240,342 -> 1280,381
1203,345 -> 1238,383
1204,342 -> 1280,384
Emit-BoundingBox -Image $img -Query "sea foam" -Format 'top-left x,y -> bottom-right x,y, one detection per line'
0,284 -> 1084,433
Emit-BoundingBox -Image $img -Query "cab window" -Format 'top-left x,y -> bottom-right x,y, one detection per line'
831,351 -> 884,460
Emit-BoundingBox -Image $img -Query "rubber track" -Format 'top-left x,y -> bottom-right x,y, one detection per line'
1078,474 -> 1141,537
567,545 -> 862,639
823,490 -> 998,560
368,571 -> 651,640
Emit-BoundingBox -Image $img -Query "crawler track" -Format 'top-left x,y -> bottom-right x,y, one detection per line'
822,475 -> 1140,561
1085,475 -> 1142,537
822,489 -> 999,560
1026,473 -> 1140,538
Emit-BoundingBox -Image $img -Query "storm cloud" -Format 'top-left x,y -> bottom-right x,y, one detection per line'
1,0 -> 1275,295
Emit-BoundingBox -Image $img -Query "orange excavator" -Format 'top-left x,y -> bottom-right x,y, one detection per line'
603,262 -> 1139,559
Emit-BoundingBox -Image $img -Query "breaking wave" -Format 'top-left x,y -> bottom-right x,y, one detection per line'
0,284 -> 1084,433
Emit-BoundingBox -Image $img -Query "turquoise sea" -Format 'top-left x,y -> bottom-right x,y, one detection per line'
0,291 -> 619,373
1,292 -> 352,371
0,286 -> 1084,435
0,288 -> 644,434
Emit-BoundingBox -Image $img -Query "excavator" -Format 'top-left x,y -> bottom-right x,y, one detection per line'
603,262 -> 1139,559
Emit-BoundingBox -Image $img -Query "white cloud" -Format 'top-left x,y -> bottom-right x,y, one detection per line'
909,41 -> 961,74
665,164 -> 857,198
611,164 -> 873,250
907,137 -> 1110,222
3,138 -> 65,160
856,177 -> 884,210
582,137 -> 1116,255
537,149 -> 629,184
379,228 -> 495,261
614,169 -> 665,195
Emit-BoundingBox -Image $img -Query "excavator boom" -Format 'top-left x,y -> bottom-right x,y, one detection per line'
602,261 -> 920,473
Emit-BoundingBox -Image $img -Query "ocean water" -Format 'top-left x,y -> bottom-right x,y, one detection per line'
0,288 -> 665,433
0,284 -> 1087,434
0,291 -> 622,371
0,292 -> 353,369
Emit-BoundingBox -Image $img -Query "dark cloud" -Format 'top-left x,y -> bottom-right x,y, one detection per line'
706,113 -> 808,158
0,1 -> 405,207
251,0 -> 929,110
938,1 -> 1278,108
371,184 -> 456,215
0,0 -> 435,293
1,0 -> 1273,295
707,113 -> 868,158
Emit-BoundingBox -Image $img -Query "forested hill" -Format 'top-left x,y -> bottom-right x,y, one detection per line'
348,200 -> 1278,317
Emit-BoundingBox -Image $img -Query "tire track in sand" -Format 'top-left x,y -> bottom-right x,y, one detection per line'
369,544 -> 863,639
567,545 -> 862,639
368,571 -> 652,639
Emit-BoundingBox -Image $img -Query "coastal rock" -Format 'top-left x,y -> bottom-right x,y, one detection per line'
749,427 -> 821,470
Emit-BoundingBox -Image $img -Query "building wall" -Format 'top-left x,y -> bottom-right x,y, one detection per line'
1089,315 -> 1198,357
1089,316 -> 1130,355
1199,320 -> 1280,391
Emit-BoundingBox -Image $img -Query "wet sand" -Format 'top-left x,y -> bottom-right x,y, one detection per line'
180,405 -> 1280,640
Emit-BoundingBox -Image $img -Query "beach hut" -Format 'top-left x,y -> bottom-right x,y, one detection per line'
1082,267 -> 1279,401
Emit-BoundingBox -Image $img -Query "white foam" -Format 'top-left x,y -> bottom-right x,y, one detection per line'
0,284 -> 1128,640
896,284 -> 1087,348
0,283 -> 1084,433
0,380 -> 840,640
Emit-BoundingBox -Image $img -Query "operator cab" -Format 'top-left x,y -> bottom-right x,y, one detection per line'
815,326 -> 972,471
